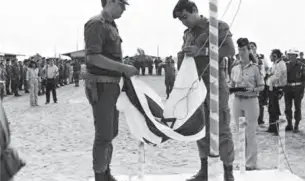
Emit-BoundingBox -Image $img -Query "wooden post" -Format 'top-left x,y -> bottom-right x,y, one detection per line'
138,142 -> 145,180
238,110 -> 246,174
277,117 -> 286,171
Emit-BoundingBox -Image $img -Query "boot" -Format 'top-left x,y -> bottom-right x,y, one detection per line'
285,119 -> 293,131
223,164 -> 234,181
94,172 -> 106,181
293,121 -> 300,133
186,158 -> 208,181
105,167 -> 117,181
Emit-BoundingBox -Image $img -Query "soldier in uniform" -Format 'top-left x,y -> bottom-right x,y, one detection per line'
83,0 -> 138,180
230,38 -> 264,170
284,49 -> 305,133
11,59 -> 21,97
5,59 -> 12,95
73,59 -> 81,87
298,52 -> 305,63
0,62 -> 6,100
163,57 -> 176,99
249,42 -> 269,125
173,0 -> 235,180
23,60 -> 30,93
18,61 -> 24,91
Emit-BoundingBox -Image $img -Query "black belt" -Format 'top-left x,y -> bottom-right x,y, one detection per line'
235,95 -> 257,99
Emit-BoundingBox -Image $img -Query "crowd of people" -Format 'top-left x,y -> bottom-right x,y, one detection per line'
0,57 -> 84,106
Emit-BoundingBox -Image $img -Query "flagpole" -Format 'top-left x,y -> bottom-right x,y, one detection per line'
209,0 -> 219,157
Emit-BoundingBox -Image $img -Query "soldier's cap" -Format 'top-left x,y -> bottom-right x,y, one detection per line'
101,0 -> 129,7
237,38 -> 250,48
287,48 -> 299,55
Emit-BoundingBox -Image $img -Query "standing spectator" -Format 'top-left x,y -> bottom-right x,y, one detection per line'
69,60 -> 74,84
266,49 -> 287,135
230,38 -> 264,170
18,61 -> 24,91
163,57 -> 176,99
38,60 -> 46,95
23,60 -> 30,93
0,62 -> 6,100
298,52 -> 305,63
26,61 -> 39,107
11,59 -> 21,97
44,59 -> 58,104
5,59 -> 11,95
249,42 -> 270,125
64,60 -> 71,84
73,59 -> 81,87
284,49 -> 305,132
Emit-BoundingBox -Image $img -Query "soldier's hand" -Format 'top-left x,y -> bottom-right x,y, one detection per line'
182,46 -> 200,57
123,65 -> 139,78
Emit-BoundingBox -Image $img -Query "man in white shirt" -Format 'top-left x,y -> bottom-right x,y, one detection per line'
44,58 -> 58,104
266,49 -> 287,135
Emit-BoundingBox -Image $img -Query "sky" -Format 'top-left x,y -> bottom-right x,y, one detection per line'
0,0 -> 305,61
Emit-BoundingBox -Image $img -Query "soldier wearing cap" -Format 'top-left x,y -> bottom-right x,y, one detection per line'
11,59 -> 21,97
83,0 -> 138,180
230,38 -> 264,170
173,0 -> 235,180
284,49 -> 305,133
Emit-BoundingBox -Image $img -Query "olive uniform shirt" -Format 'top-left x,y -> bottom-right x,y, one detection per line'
84,11 -> 123,83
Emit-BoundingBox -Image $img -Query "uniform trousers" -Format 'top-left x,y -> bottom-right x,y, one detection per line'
85,80 -> 120,173
232,96 -> 259,168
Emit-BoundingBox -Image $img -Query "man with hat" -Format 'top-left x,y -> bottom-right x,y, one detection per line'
83,0 -> 138,180
284,48 -> 305,133
173,0 -> 235,180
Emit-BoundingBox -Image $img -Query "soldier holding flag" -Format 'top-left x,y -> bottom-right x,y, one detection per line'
173,0 -> 235,180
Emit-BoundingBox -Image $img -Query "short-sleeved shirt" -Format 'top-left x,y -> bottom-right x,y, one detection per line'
230,63 -> 264,97
178,16 -> 235,92
84,11 -> 123,77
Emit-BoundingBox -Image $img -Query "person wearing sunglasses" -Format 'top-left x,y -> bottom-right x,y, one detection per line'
230,38 -> 265,171
266,49 -> 287,135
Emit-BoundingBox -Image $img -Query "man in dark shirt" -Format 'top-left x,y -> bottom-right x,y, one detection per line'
173,0 -> 235,180
83,0 -> 138,180
5,59 -> 11,95
11,59 -> 21,97
284,49 -> 305,133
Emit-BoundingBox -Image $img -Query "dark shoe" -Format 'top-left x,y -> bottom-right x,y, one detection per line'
246,167 -> 257,171
15,94 -> 21,97
186,158 -> 208,181
105,168 -> 117,181
45,102 -> 49,104
94,172 -> 106,181
224,164 -> 234,181
25,90 -> 30,93
285,125 -> 293,131
293,123 -> 299,133
258,120 -> 265,125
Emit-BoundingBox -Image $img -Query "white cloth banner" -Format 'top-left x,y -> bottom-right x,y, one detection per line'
116,56 -> 207,145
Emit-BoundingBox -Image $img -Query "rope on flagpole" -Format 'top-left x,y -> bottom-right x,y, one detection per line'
209,0 -> 220,157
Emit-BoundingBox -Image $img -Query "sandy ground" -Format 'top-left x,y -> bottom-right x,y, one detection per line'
2,76 -> 305,181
